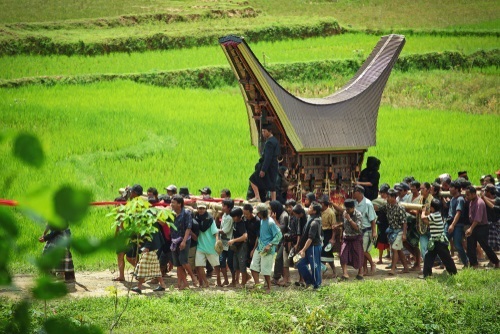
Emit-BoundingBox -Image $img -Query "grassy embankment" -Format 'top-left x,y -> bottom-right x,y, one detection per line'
1,269 -> 499,333
0,34 -> 498,80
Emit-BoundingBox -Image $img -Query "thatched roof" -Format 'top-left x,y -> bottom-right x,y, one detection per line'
219,34 -> 405,153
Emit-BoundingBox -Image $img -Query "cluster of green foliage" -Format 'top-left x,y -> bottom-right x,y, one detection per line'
0,131 -> 176,333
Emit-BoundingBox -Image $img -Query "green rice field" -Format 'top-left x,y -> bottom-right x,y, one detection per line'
1,34 -> 498,80
1,80 -> 498,272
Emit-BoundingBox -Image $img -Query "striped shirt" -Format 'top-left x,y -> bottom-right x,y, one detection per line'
428,212 -> 445,239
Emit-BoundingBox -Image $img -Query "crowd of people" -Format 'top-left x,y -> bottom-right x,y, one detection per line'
74,165 -> 494,294
37,124 -> 500,292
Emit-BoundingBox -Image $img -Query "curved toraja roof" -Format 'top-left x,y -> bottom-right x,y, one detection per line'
219,34 -> 405,153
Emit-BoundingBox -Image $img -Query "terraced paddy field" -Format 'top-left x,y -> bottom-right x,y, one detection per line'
0,1 -> 499,333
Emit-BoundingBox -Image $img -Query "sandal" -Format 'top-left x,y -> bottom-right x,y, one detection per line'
112,277 -> 125,282
340,276 -> 349,281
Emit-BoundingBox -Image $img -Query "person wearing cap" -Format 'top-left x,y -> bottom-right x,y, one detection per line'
465,186 -> 499,269
352,185 -> 377,276
296,202 -> 323,289
194,202 -> 220,288
161,184 -> 177,204
385,189 -> 410,275
199,186 -> 212,200
228,207 -> 249,287
319,195 -> 338,278
339,199 -> 364,280
372,184 -> 390,264
304,192 -> 316,209
395,183 -> 411,204
249,123 -> 281,202
481,184 -> 500,253
356,156 -> 381,201
216,199 -> 235,287
170,194 -> 197,290
250,203 -> 282,293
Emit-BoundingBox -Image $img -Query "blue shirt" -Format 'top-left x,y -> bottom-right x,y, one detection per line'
171,208 -> 193,239
197,220 -> 218,255
256,217 -> 282,255
448,196 -> 466,225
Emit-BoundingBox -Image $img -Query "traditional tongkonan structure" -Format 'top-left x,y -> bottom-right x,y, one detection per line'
219,34 -> 405,203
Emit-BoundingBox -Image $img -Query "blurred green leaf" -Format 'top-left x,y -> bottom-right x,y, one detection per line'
32,276 -> 67,300
44,316 -> 102,334
4,300 -> 30,334
0,207 -> 19,237
35,245 -> 66,272
0,267 -> 12,285
71,237 -> 101,255
12,133 -> 44,168
54,186 -> 92,223
101,235 -> 129,254
20,186 -> 66,230
0,238 -> 11,267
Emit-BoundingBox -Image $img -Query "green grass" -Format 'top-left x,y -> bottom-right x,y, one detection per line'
1,0 -> 498,32
1,34 -> 498,80
0,79 -> 499,272
284,67 -> 500,115
1,270 -> 499,333
0,0 -> 247,23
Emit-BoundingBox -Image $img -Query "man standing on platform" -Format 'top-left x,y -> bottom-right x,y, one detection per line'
249,123 -> 280,202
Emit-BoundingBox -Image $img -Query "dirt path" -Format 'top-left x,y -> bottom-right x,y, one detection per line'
2,255 -> 485,299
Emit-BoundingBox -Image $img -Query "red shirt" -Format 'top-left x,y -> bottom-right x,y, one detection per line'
469,197 -> 488,226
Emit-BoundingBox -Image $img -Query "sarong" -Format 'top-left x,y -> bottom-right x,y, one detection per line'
134,250 -> 161,279
340,234 -> 363,269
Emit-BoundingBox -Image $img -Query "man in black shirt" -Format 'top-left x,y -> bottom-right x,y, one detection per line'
249,123 -> 280,202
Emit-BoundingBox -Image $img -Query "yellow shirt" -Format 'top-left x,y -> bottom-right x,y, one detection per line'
321,207 -> 337,230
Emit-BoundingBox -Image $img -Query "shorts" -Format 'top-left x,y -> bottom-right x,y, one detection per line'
188,246 -> 197,269
172,239 -> 191,266
233,243 -> 248,272
363,231 -> 374,253
195,250 -> 220,267
391,231 -> 404,251
219,249 -> 234,270
250,250 -> 274,276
